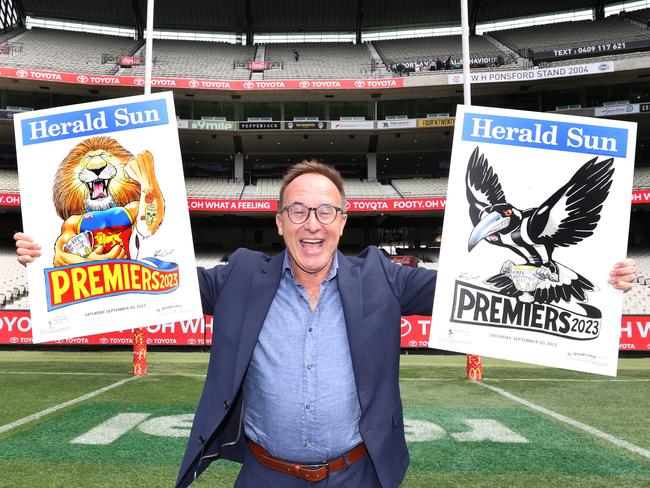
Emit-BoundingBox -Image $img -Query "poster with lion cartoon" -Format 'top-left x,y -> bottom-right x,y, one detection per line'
14,91 -> 202,343
429,105 -> 636,376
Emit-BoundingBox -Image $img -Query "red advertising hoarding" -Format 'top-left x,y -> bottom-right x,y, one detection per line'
2,310 -> 646,350
0,67 -> 404,91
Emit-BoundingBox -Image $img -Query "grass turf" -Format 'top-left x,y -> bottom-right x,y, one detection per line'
0,351 -> 648,487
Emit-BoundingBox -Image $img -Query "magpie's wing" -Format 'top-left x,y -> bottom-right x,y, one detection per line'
465,147 -> 506,226
528,157 -> 614,248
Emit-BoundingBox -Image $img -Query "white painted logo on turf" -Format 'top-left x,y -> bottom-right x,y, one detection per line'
71,413 -> 528,444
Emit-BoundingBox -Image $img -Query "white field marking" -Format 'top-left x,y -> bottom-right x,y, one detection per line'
484,378 -> 650,382
1,371 -> 206,378
399,377 -> 650,382
451,419 -> 528,443
71,413 -> 151,445
477,382 -> 650,460
138,414 -> 194,437
0,376 -> 139,435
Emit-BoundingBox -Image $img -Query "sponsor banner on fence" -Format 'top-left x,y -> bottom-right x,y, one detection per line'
239,121 -> 281,130
0,192 -> 20,206
417,117 -> 455,128
448,62 -> 614,85
14,92 -> 203,343
3,193 -> 649,211
620,315 -> 650,351
595,104 -> 640,117
330,120 -> 375,130
189,120 -> 236,131
1,309 -> 646,349
632,189 -> 650,204
0,310 -> 213,345
346,198 -> 446,212
284,121 -> 328,130
532,39 -> 650,61
187,199 -> 278,212
429,104 -> 636,376
0,67 -> 404,91
378,119 -> 418,129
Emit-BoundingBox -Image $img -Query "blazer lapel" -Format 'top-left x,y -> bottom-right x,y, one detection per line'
231,252 -> 284,394
336,251 -> 370,411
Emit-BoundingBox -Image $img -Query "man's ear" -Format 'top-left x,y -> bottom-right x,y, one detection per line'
275,212 -> 283,236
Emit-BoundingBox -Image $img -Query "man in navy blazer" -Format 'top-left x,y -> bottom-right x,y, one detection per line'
176,161 -> 437,487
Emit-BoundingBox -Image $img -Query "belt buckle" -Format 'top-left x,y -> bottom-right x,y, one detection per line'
297,463 -> 328,481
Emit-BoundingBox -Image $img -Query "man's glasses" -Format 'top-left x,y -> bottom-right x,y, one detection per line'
280,203 -> 344,225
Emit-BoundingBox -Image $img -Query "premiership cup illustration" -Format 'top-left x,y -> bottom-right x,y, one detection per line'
502,262 -> 540,303
63,230 -> 94,257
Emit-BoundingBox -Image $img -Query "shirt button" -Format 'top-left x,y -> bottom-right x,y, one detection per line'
224,400 -> 229,410
304,440 -> 310,447
306,362 -> 313,369
308,327 -> 313,332
305,403 -> 311,409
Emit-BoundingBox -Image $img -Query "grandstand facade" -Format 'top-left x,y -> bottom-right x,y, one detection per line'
0,0 -> 648,349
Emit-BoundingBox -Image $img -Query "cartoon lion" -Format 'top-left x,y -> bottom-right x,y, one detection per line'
52,135 -> 165,267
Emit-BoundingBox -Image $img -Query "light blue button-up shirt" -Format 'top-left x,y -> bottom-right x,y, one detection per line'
243,251 -> 363,463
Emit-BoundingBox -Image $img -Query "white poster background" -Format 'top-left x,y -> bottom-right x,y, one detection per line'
15,92 -> 202,343
429,105 -> 636,376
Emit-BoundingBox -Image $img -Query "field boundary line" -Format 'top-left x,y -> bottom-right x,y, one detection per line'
0,376 -> 139,435
400,377 -> 650,382
477,381 -> 650,460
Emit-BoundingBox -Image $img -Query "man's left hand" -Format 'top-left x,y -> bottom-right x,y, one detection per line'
608,259 -> 636,292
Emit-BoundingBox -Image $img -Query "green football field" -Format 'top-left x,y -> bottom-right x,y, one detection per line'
0,351 -> 648,488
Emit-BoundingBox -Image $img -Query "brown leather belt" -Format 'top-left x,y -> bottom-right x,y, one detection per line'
248,440 -> 368,482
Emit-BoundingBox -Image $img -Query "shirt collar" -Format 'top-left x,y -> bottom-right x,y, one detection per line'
282,250 -> 339,282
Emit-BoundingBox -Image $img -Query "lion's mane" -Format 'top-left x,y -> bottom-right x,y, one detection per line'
52,136 -> 141,220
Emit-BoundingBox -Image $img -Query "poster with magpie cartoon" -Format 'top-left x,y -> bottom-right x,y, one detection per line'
429,105 -> 636,376
14,92 -> 202,343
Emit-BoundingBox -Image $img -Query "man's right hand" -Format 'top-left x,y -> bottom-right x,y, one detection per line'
14,232 -> 41,266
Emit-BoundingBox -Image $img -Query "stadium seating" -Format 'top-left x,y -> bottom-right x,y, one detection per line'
185,177 -> 244,199
0,170 -> 20,193
2,27 -> 138,75
624,249 -> 650,314
634,167 -> 650,188
252,179 -> 282,199
0,247 -> 28,310
490,17 -> 650,57
264,42 -> 374,79
625,8 -> 650,27
392,178 -> 448,197
124,40 -> 255,79
374,35 -> 507,69
343,179 -> 393,199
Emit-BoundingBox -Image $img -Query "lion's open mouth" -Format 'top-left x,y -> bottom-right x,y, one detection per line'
87,179 -> 109,200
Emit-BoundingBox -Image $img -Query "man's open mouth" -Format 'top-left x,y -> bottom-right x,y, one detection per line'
87,179 -> 109,200
300,239 -> 324,249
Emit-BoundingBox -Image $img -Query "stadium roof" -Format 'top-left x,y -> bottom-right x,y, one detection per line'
17,0 -> 633,35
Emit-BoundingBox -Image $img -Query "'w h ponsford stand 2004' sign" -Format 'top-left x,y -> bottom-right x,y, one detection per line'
14,92 -> 202,343
429,105 -> 636,376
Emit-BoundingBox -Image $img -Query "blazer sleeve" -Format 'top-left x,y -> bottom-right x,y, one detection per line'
376,248 -> 437,316
196,248 -> 244,315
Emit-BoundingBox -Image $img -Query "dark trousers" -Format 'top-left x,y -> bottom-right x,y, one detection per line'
234,446 -> 382,487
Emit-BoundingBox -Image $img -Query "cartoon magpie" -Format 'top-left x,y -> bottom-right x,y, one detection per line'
465,147 -> 614,304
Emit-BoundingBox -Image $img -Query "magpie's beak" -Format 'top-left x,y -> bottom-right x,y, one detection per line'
468,211 -> 510,252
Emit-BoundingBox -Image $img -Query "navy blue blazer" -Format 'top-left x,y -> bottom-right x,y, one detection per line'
176,246 -> 437,488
